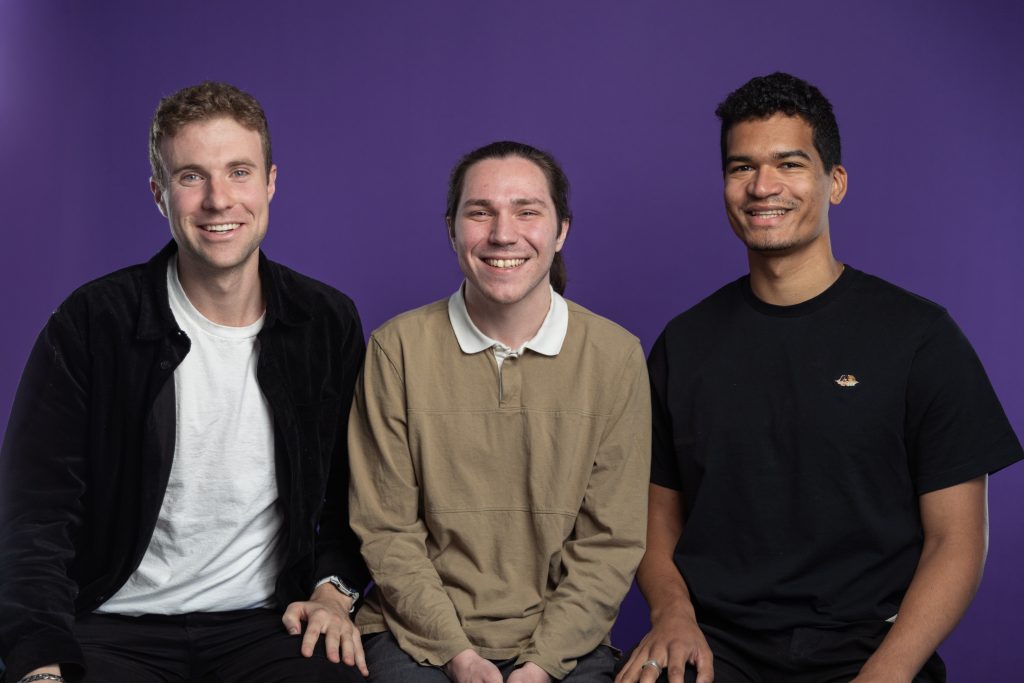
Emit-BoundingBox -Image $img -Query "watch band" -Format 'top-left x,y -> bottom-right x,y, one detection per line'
314,575 -> 360,613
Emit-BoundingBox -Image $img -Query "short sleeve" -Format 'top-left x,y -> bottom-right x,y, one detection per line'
648,331 -> 683,491
905,312 -> 1023,494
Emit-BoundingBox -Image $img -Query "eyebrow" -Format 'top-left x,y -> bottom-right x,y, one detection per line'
725,149 -> 813,165
461,197 -> 549,209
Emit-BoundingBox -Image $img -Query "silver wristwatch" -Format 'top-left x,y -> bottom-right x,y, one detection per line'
314,575 -> 360,613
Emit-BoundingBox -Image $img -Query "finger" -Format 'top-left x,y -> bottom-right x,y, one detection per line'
665,661 -> 686,683
350,626 -> 369,677
301,613 -> 326,658
338,623 -> 355,666
616,647 -> 649,683
324,620 -> 342,664
665,645 -> 690,683
693,648 -> 714,683
281,601 -> 305,636
615,651 -> 642,683
638,662 -> 662,683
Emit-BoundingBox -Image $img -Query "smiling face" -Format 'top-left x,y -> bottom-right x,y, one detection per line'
449,156 -> 569,319
151,116 -> 276,282
723,114 -> 846,256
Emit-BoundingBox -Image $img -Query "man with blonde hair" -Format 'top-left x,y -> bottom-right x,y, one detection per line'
0,82 -> 368,682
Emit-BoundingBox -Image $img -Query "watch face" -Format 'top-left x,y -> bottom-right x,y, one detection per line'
330,577 -> 358,599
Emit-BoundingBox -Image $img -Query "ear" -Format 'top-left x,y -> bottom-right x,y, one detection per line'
150,178 -> 168,218
554,219 -> 570,252
266,164 -> 278,203
445,216 -> 457,251
829,164 -> 848,205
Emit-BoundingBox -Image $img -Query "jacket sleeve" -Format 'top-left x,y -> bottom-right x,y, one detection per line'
313,298 -> 371,593
516,342 -> 652,679
0,311 -> 90,681
348,336 -> 474,665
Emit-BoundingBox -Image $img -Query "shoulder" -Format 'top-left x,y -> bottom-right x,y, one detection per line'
563,299 -> 644,368
846,268 -> 948,320
654,276 -> 745,351
842,268 -> 954,344
369,299 -> 450,348
263,258 -> 360,324
565,299 -> 640,346
53,260 -> 152,331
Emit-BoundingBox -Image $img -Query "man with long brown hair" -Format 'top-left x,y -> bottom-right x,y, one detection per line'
349,141 -> 651,682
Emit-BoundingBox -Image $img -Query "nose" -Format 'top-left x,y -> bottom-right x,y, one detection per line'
489,211 -> 518,246
201,175 -> 232,212
749,166 -> 782,198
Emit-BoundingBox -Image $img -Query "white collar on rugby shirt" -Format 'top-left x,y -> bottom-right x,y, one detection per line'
447,282 -> 568,357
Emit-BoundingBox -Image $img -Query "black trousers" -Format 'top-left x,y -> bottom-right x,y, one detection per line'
619,619 -> 946,683
70,608 -> 364,682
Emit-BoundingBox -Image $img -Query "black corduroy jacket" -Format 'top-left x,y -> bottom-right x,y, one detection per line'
0,242 -> 369,681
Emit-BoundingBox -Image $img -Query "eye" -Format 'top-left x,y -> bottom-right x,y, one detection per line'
728,164 -> 753,174
230,168 -> 251,179
179,172 -> 203,185
780,162 -> 804,169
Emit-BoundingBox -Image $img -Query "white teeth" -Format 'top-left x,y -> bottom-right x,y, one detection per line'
750,210 -> 787,217
485,258 -> 526,268
203,223 -> 240,232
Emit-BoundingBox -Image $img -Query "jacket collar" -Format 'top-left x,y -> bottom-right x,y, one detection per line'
136,240 -> 311,341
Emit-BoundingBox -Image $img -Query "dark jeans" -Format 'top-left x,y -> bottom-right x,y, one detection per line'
70,608 -> 364,682
617,619 -> 946,683
362,631 -> 615,681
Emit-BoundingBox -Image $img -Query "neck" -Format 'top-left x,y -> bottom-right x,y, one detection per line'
176,255 -> 265,327
747,238 -> 843,306
464,283 -> 551,349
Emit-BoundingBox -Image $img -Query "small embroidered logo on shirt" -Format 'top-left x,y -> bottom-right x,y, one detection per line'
835,374 -> 859,387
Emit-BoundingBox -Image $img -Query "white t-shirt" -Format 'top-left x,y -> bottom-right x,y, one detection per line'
99,258 -> 283,615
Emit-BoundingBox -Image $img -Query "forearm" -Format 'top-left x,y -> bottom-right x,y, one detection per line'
521,353 -> 651,678
0,318 -> 90,681
314,442 -> 369,591
369,541 -> 473,663
636,545 -> 698,626
519,535 -> 645,678
314,313 -> 370,590
857,478 -> 988,682
615,485 -> 715,683
347,338 -> 472,664
858,533 -> 985,680
635,483 -> 695,626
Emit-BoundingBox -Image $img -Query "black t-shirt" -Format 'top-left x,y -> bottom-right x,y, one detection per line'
649,266 -> 1022,631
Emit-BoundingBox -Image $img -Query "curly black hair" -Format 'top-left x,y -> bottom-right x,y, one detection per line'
715,72 -> 841,173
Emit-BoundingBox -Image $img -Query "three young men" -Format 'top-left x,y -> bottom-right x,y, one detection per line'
617,73 -> 1023,683
2,74 -> 1020,683
0,82 -> 368,682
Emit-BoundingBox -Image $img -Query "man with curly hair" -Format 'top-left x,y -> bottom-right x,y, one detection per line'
617,73 -> 1022,683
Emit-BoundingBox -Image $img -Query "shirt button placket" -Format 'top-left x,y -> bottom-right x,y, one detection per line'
501,355 -> 522,408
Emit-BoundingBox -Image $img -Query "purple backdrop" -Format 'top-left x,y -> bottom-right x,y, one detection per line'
2,1 -> 1021,677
